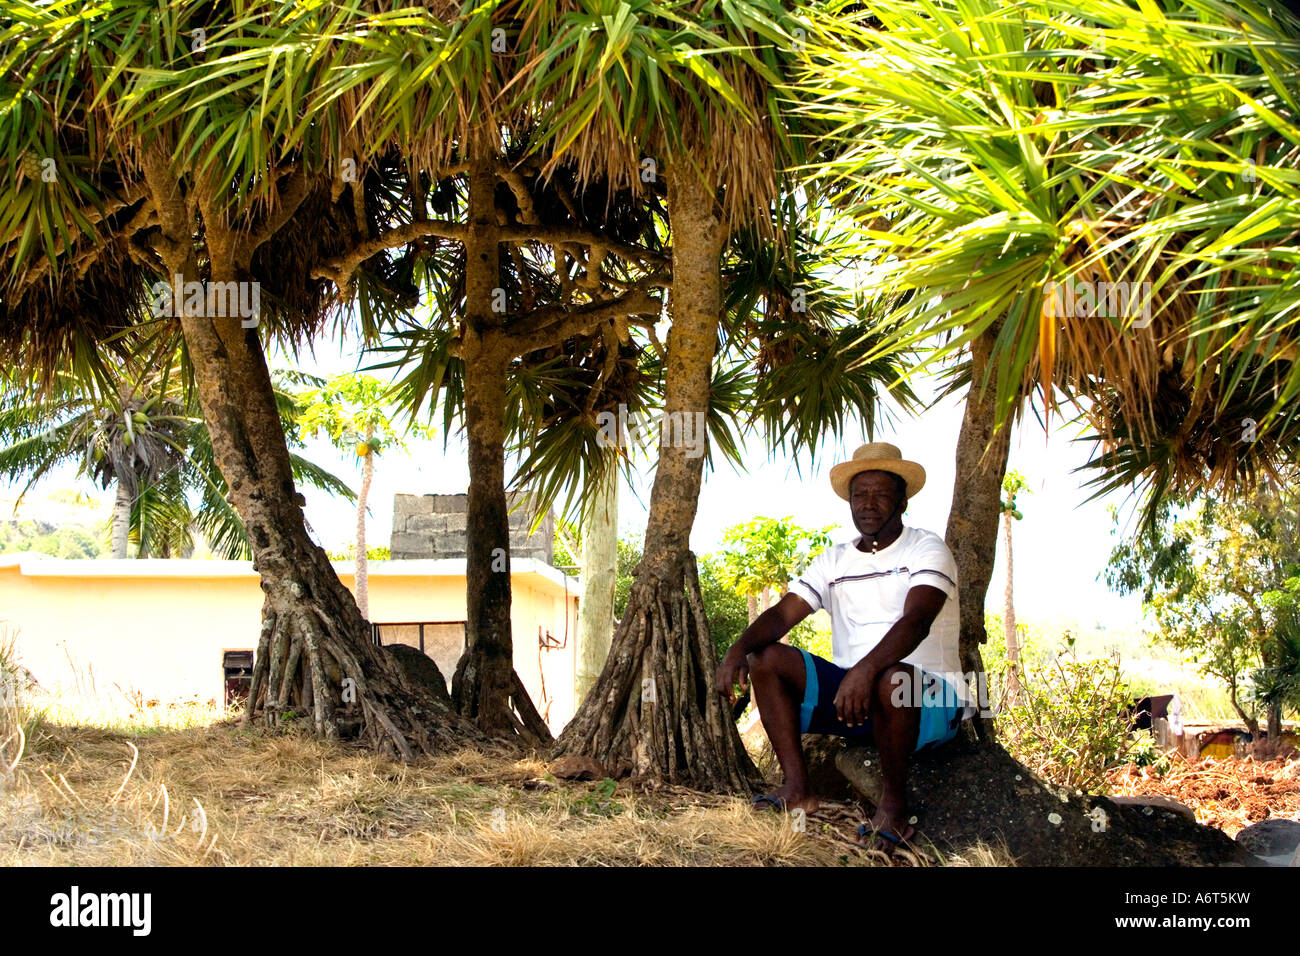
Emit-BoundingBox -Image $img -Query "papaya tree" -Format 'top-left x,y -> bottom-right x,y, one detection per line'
290,372 -> 431,619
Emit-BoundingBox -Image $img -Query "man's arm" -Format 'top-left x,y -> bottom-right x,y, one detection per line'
833,584 -> 948,727
714,592 -> 814,704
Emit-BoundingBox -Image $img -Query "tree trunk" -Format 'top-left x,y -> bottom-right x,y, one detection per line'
450,156 -> 551,746
747,591 -> 759,625
184,313 -> 469,757
143,157 -> 475,759
1002,509 -> 1022,706
354,423 -> 374,621
111,482 -> 131,559
760,586 -> 771,613
945,329 -> 1015,742
551,168 -> 758,792
576,460 -> 619,703
1227,673 -> 1259,738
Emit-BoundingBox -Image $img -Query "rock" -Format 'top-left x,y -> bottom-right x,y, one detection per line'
384,643 -> 451,707
551,755 -> 608,780
1235,818 -> 1300,858
800,734 -> 860,802
830,735 -> 1258,866
745,726 -> 860,802
1110,795 -> 1196,821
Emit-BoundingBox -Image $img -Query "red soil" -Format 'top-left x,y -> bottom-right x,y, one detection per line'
1105,751 -> 1300,837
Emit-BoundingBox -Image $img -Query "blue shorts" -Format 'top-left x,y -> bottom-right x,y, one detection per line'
796,649 -> 966,753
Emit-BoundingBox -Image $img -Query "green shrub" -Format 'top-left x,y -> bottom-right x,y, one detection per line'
996,642 -> 1141,793
786,619 -> 832,660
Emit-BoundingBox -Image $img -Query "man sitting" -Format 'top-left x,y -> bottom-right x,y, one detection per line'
714,442 -> 973,852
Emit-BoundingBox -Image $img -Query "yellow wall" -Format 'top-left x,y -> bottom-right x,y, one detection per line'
0,557 -> 579,733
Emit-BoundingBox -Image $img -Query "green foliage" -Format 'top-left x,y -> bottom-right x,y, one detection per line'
715,516 -> 834,604
809,0 -> 1300,509
1126,732 -> 1172,776
325,544 -> 391,561
983,611 -> 1049,680
569,777 -> 624,818
997,643 -> 1141,793
0,519 -> 102,558
551,516 -> 583,571
1000,470 -> 1029,521
1253,603 -> 1300,722
287,372 -> 430,456
785,619 -> 833,661
1105,485 -> 1300,728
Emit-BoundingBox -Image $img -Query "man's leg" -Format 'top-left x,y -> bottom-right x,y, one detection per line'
865,663 -> 922,842
747,643 -> 818,812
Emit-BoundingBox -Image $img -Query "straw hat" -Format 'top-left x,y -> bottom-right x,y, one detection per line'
829,442 -> 926,501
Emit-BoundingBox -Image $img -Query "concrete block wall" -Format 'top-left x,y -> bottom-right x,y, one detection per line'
390,491 -> 554,565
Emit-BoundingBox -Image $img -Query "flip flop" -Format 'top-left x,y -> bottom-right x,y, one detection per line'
857,822 -> 915,854
751,793 -> 787,812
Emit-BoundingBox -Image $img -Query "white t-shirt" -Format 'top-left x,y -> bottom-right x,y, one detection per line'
786,525 -> 963,683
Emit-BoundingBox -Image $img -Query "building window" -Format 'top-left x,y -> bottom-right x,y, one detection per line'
223,650 -> 254,707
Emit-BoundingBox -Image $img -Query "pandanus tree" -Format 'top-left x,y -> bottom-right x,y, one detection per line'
347,11 -> 673,744
498,0 -> 917,789
0,0 -> 506,757
804,0 -> 1300,716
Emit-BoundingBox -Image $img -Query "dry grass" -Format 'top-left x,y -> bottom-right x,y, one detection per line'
0,711 -> 1018,866
0,629 -> 1011,867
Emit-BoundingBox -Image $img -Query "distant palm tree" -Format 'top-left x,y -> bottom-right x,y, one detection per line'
0,354 -> 353,560
999,470 -> 1030,706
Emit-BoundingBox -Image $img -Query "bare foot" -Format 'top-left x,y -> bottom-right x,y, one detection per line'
752,783 -> 820,814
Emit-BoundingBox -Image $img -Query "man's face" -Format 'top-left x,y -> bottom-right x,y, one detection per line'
849,470 -> 905,536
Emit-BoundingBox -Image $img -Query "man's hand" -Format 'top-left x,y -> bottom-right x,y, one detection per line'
834,661 -> 877,728
713,593 -> 814,705
714,649 -> 750,705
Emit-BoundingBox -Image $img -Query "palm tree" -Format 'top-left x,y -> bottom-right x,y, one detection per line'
806,0 -> 1300,709
0,355 -> 353,560
0,360 -> 187,559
